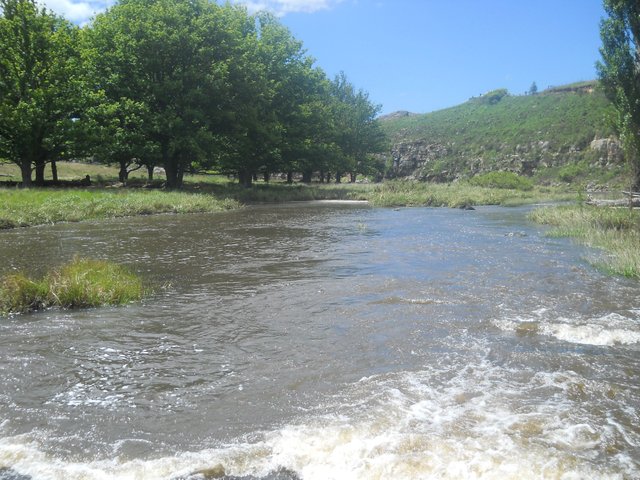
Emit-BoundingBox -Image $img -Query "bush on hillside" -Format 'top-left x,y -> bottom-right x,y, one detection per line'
469,171 -> 534,190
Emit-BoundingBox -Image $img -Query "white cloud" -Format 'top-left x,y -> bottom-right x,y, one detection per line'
232,0 -> 344,16
39,0 -> 115,24
37,0 -> 341,24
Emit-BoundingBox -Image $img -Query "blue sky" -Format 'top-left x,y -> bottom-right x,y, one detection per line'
42,0 -> 607,115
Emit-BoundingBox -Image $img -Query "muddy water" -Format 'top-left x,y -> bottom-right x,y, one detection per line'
0,203 -> 638,479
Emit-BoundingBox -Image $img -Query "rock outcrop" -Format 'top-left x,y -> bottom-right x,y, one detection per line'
385,136 -> 624,182
589,136 -> 624,167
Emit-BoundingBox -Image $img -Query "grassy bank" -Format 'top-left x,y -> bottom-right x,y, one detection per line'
364,181 -> 573,208
0,188 -> 239,229
0,258 -> 144,315
0,161 -> 577,229
529,205 -> 640,278
0,180 -> 574,229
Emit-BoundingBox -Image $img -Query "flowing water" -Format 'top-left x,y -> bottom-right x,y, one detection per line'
0,203 -> 638,479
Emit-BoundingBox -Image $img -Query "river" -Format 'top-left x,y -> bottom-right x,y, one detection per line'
0,203 -> 638,479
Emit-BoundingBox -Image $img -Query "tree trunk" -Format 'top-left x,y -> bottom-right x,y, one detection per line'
263,171 -> 270,183
177,164 -> 184,187
118,160 -> 129,184
326,172 -> 332,183
286,171 -> 293,184
350,172 -> 357,183
302,170 -> 312,183
147,164 -> 154,181
20,161 -> 32,187
319,170 -> 325,183
335,172 -> 342,184
238,169 -> 253,187
34,161 -> 46,186
51,160 -> 58,183
162,142 -> 183,189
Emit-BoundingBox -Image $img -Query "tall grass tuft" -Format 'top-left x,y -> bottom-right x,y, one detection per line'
0,273 -> 49,313
530,205 -> 640,278
0,258 -> 144,315
47,258 -> 144,308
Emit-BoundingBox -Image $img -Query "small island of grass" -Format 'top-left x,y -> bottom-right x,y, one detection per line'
0,258 -> 144,315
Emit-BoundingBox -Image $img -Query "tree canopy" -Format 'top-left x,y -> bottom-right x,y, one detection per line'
1,0 -> 385,187
0,0 -> 85,186
597,0 -> 640,191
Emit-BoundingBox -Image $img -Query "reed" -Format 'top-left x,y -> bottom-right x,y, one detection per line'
0,258 -> 144,314
529,205 -> 640,278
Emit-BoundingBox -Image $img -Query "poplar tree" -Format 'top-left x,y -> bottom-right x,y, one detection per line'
597,0 -> 640,191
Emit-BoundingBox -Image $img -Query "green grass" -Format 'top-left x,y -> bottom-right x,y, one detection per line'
529,205 -> 640,278
383,82 -> 613,152
0,176 -> 577,230
0,188 -> 239,229
364,180 -> 573,208
468,171 -> 534,191
0,258 -> 144,315
380,81 -> 618,183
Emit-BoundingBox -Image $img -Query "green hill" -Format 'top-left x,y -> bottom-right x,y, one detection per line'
380,81 -> 624,186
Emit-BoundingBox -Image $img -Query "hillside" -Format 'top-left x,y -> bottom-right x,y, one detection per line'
380,81 -> 624,185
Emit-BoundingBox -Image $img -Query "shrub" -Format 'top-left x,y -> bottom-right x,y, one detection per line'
477,88 -> 509,105
469,171 -> 534,190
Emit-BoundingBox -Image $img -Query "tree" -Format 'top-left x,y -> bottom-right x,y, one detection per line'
87,0 -> 236,189
0,0 -> 85,186
528,81 -> 538,95
597,0 -> 640,191
255,16 -> 337,185
214,9 -> 280,187
84,97 -> 157,184
330,72 -> 386,183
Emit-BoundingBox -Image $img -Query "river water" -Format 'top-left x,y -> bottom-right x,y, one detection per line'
0,203 -> 638,479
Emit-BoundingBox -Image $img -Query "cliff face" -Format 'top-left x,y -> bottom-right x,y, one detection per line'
381,82 -> 622,182
387,136 -> 624,181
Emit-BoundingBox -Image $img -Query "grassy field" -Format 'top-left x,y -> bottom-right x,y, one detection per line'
0,258 -> 144,315
530,205 -> 640,278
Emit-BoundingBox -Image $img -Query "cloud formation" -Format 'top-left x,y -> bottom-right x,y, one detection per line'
40,0 -> 114,24
232,0 -> 344,16
38,0 -> 341,24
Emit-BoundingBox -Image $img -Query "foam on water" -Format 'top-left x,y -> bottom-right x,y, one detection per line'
2,358 -> 637,480
493,309 -> 640,346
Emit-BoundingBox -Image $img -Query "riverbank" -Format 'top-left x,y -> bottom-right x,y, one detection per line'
364,181 -> 573,207
0,178 -> 574,229
0,189 -> 240,229
530,205 -> 640,278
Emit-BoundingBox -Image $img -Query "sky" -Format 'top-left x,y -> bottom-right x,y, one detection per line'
40,0 -> 607,115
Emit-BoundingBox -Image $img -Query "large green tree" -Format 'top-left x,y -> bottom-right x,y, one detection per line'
0,0 -> 84,186
87,0 -> 236,188
597,0 -> 640,191
330,72 -> 386,183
